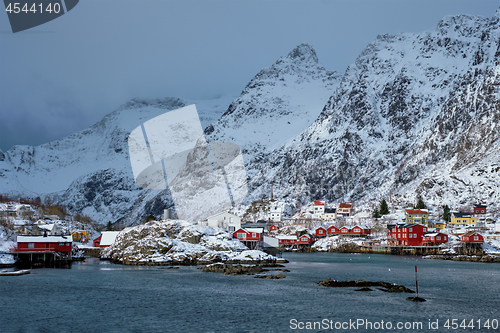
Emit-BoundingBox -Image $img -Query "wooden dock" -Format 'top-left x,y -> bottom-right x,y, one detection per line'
360,245 -> 440,255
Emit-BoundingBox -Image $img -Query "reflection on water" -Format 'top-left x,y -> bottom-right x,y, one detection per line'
0,253 -> 498,332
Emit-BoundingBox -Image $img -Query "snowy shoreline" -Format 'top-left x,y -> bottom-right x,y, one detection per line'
100,220 -> 283,266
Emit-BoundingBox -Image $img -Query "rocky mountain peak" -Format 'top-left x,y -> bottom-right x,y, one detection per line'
285,43 -> 319,64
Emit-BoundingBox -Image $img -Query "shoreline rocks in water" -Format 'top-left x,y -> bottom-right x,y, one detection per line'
423,254 -> 500,263
199,262 -> 287,276
254,274 -> 286,279
407,296 -> 426,302
318,279 -> 415,293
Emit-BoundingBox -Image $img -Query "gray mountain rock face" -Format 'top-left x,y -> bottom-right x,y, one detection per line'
249,10 -> 500,209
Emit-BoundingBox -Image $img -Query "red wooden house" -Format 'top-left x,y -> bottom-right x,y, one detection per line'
422,232 -> 448,246
93,236 -> 101,248
387,224 -> 428,246
351,225 -> 371,236
295,234 -> 314,245
339,226 -> 351,235
276,235 -> 297,246
269,224 -> 279,232
313,227 -> 327,237
16,235 -> 72,253
461,231 -> 484,243
233,228 -> 263,250
327,225 -> 340,235
473,205 -> 487,215
233,228 -> 263,242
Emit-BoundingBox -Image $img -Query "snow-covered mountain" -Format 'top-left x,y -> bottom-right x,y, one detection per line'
205,44 -> 342,177
249,9 -> 500,210
0,95 -> 235,224
1,9 -> 499,224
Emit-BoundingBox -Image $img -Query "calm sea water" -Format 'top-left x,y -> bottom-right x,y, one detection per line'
0,253 -> 499,333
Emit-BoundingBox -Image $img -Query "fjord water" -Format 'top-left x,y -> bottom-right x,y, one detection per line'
0,253 -> 498,332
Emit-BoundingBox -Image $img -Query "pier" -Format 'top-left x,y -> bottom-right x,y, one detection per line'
360,245 -> 440,255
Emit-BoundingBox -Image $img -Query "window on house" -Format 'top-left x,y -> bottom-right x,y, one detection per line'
423,228 -> 426,232
409,228 -> 412,232
414,234 -> 417,238
482,210 -> 485,213
28,243 -> 34,249
252,233 -> 256,238
409,234 -> 412,238
436,236 -> 440,240
237,233 -> 246,239
474,236 -> 478,241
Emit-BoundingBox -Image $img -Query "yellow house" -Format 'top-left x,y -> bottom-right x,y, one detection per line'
433,221 -> 446,229
449,212 -> 476,226
72,230 -> 90,242
405,209 -> 429,225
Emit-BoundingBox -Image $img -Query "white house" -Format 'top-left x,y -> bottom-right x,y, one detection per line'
322,208 -> 336,220
313,201 -> 325,215
206,211 -> 241,232
269,205 -> 283,222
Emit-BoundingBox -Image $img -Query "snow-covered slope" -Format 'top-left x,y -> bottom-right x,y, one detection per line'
0,95 -> 234,224
205,44 -> 341,176
249,10 -> 500,209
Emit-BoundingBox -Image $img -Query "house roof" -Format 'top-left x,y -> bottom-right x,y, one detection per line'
245,227 -> 264,233
462,231 -> 481,237
339,202 -> 352,208
353,224 -> 369,229
324,208 -> 336,214
206,211 -> 239,220
405,209 -> 428,215
17,235 -> 72,243
424,232 -> 446,237
313,200 -> 325,206
100,231 -> 120,246
474,204 -> 487,208
39,224 -> 56,231
276,235 -> 297,240
0,203 -> 16,211
452,212 -> 472,218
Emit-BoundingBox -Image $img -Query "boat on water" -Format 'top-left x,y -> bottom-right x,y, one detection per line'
0,269 -> 31,276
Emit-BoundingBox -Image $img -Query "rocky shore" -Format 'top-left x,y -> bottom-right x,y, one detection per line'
423,254 -> 500,263
100,220 -> 283,266
318,279 -> 415,293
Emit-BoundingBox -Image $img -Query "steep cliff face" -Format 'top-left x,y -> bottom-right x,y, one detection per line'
249,10 -> 500,208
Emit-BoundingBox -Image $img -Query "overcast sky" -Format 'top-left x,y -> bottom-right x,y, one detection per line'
0,0 -> 499,151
